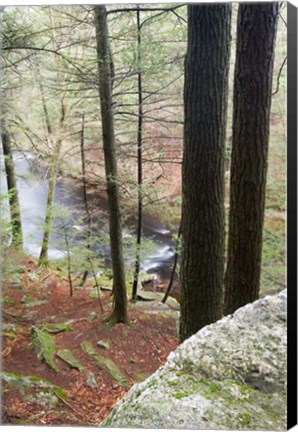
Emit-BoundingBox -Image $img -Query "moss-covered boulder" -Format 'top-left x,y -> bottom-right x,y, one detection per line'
101,290 -> 287,430
57,349 -> 84,372
30,326 -> 59,372
81,341 -> 128,387
2,371 -> 66,407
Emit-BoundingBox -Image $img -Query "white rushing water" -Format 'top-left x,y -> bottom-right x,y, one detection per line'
1,151 -> 176,276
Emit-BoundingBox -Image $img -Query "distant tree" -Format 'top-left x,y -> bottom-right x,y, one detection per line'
1,118 -> 23,248
179,4 -> 231,343
224,3 -> 280,315
131,6 -> 144,302
94,5 -> 128,324
38,8 -> 67,266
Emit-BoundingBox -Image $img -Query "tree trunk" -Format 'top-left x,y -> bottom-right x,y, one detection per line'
1,121 -> 23,248
162,219 -> 181,304
38,105 -> 64,267
94,5 -> 128,323
79,112 -> 91,287
179,4 -> 231,343
38,9 -> 65,267
224,3 -> 279,315
132,7 -> 143,302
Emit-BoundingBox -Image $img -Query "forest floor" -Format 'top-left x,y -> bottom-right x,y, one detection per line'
1,253 -> 178,427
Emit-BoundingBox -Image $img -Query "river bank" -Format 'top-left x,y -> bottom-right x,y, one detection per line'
1,151 -> 182,299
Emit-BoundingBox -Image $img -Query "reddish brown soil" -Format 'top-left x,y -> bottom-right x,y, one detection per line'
1,257 -> 178,426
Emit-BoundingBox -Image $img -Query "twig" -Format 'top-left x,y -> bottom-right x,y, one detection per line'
54,393 -> 86,421
162,220 -> 182,303
272,56 -> 287,96
3,310 -> 31,322
262,267 -> 285,288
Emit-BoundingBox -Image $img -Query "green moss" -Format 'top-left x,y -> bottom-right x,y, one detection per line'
180,361 -> 194,374
2,371 -> 66,402
3,323 -> 22,337
2,295 -> 16,305
41,322 -> 74,333
57,349 -> 84,372
81,341 -> 128,387
238,413 -> 252,427
209,382 -> 219,392
3,332 -> 17,339
30,326 -> 59,372
238,384 -> 251,394
175,370 -> 186,377
103,417 -> 112,426
167,380 -> 178,387
148,379 -> 158,388
172,391 -> 189,399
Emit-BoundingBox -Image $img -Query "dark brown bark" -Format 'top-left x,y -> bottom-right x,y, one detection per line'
224,3 -> 279,315
179,4 -> 231,343
94,5 -> 128,323
132,7 -> 143,302
1,121 -> 23,248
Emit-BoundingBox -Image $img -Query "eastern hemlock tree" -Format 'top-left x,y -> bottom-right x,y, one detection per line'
224,3 -> 279,315
179,4 -> 231,343
94,5 -> 128,324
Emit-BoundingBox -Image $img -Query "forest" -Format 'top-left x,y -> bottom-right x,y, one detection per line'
1,2 -> 287,427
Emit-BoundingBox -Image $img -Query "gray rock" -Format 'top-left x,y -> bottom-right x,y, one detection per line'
101,290 -> 287,430
136,290 -> 180,310
97,340 -> 110,350
130,299 -> 179,321
86,372 -> 98,389
139,272 -> 157,284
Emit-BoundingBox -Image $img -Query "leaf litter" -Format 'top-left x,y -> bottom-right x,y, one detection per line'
1,256 -> 178,426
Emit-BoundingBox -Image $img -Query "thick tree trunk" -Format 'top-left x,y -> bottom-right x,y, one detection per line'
179,4 -> 231,343
94,5 -> 128,323
224,3 -> 279,315
1,122 -> 23,248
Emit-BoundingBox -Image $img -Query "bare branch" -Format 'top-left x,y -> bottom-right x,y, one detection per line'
272,56 -> 287,96
107,4 -> 186,16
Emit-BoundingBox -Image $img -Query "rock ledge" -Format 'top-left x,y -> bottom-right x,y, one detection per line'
101,290 -> 287,430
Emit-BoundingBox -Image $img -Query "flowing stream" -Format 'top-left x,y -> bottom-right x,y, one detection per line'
1,151 -> 177,280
